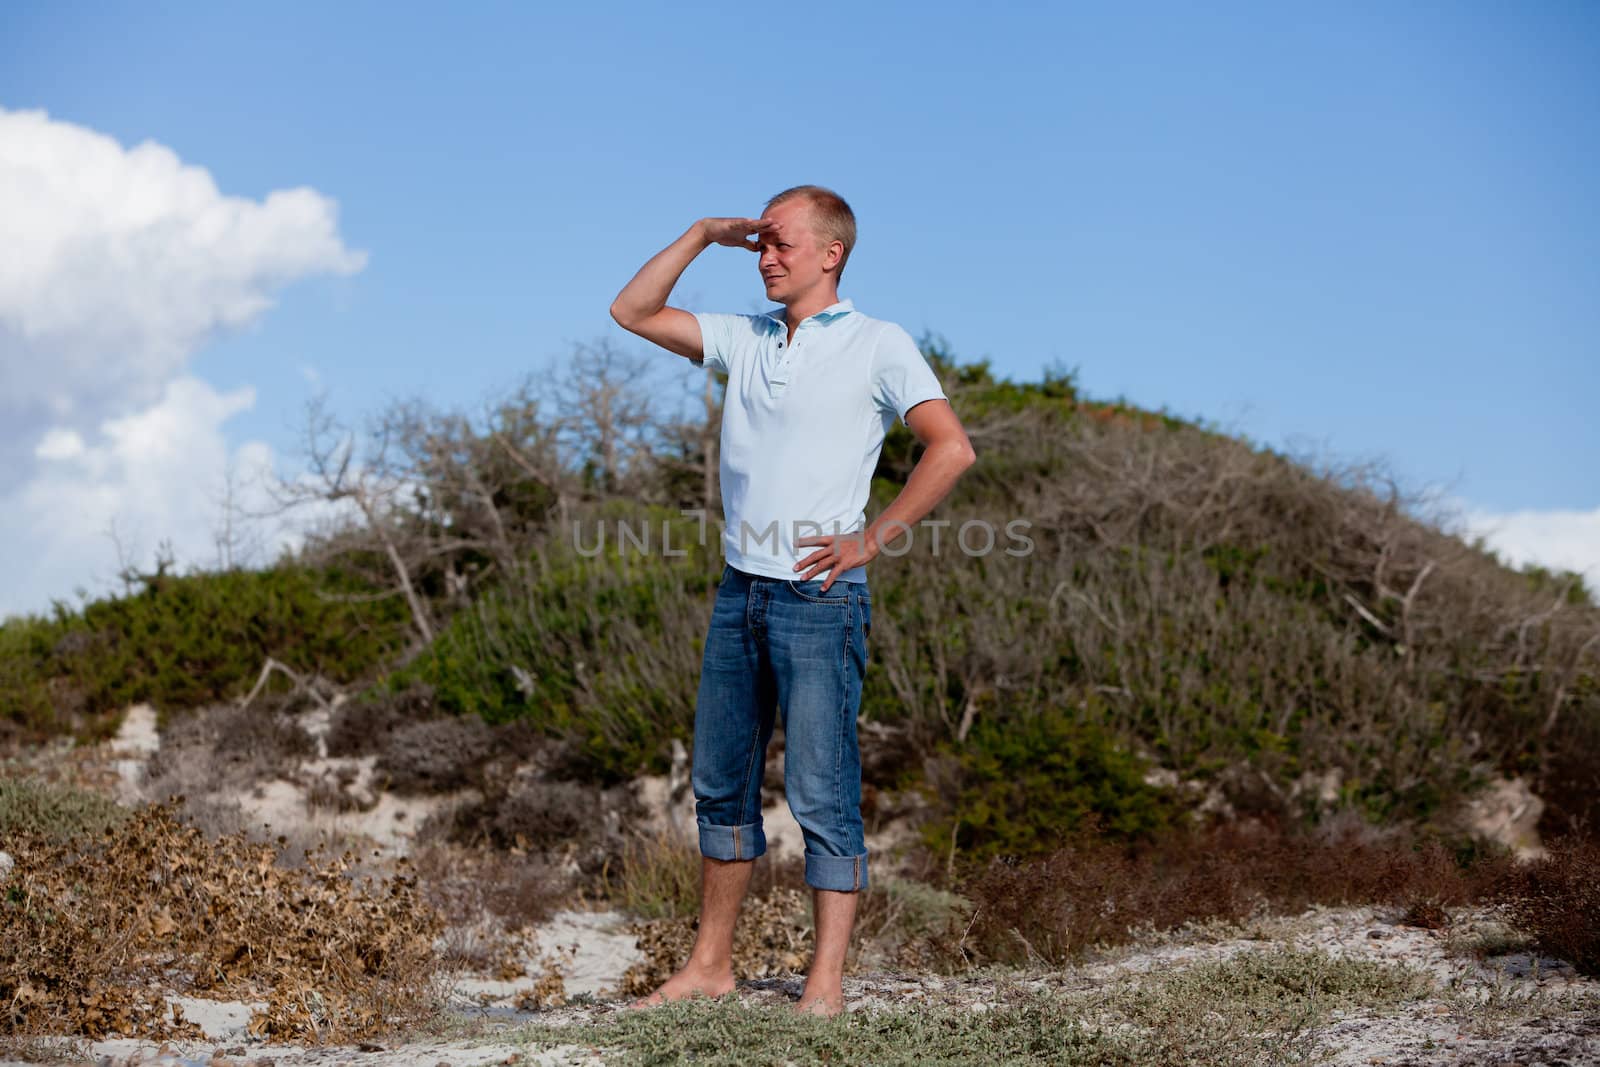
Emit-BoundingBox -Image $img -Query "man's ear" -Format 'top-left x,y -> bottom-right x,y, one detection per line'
824,240 -> 844,271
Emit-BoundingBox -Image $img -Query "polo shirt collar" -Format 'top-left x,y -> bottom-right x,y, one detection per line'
764,298 -> 855,326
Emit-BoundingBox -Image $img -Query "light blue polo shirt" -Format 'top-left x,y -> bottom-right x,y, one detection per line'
695,298 -> 947,583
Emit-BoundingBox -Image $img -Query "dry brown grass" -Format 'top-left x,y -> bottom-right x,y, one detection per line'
144,699 -> 315,798
1,800 -> 442,1043
620,887 -> 815,997
952,817 -> 1519,966
1493,835 -> 1600,977
598,815 -> 1591,981
602,829 -> 704,921
409,841 -> 570,972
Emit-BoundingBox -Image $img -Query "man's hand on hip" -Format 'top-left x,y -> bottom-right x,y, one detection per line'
794,533 -> 879,590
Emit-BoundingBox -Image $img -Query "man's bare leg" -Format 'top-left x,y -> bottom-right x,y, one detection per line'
794,887 -> 859,1016
631,855 -> 753,1007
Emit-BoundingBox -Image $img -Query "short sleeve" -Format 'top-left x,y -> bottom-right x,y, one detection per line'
870,325 -> 947,423
694,312 -> 744,375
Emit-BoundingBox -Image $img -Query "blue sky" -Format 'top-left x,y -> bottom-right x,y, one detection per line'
1,1 -> 1596,614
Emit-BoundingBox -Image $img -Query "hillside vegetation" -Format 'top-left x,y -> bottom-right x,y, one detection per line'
4,340 -> 1596,853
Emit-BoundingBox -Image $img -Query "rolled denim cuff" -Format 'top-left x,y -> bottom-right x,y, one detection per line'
698,818 -> 766,862
805,850 -> 869,892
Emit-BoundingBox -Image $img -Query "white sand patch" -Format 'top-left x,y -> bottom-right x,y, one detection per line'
111,703 -> 162,756
165,996 -> 258,1041
760,796 -> 805,863
235,776 -> 471,859
109,702 -> 160,801
296,702 -> 335,759
532,910 -> 647,997
452,909 -> 645,1006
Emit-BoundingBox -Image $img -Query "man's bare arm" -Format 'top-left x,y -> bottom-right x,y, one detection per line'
610,217 -> 774,362
862,399 -> 977,555
793,398 -> 978,586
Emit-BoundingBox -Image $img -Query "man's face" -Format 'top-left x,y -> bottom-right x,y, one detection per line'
757,199 -> 839,305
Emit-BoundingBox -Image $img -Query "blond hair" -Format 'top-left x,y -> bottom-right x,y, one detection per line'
765,185 -> 856,281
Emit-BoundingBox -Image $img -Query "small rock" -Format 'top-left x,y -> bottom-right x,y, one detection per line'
1291,766 -> 1343,811
1463,776 -> 1546,860
0,851 -> 13,883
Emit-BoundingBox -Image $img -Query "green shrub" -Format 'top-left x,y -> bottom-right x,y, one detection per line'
0,775 -> 126,840
0,565 -> 412,738
389,504 -> 721,780
925,707 -> 1176,863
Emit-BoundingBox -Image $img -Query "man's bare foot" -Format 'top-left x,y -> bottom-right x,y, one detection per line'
626,961 -> 737,1010
792,991 -> 845,1018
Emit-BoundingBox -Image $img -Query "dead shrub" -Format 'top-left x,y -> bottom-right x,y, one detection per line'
955,818 -> 1516,966
375,715 -> 495,794
0,1035 -> 91,1065
168,793 -> 255,838
491,779 -> 593,845
303,761 -> 372,812
1539,699 -> 1600,838
411,841 -> 567,931
324,684 -> 436,758
1493,836 -> 1600,977
146,701 -> 315,795
329,689 -> 549,800
216,710 -> 315,769
1,801 -> 441,1043
434,773 -> 637,878
409,842 -> 569,972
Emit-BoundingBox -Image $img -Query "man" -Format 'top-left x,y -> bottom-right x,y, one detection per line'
609,185 -> 975,1016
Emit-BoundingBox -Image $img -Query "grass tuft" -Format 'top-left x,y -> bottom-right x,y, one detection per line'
0,774 -> 126,840
514,948 -> 1430,1067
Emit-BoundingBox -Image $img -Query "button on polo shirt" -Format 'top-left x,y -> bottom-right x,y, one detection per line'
695,299 -> 947,583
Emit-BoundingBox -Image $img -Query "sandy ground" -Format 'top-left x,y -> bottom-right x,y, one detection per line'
6,708 -> 1596,1065
2,904 -> 1589,1066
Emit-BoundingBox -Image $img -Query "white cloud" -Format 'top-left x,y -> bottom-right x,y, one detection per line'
1458,505 -> 1600,592
34,428 -> 85,461
0,106 -> 365,460
0,377 -> 299,617
0,108 -> 367,616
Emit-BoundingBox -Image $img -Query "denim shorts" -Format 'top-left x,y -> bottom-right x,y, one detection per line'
691,562 -> 872,892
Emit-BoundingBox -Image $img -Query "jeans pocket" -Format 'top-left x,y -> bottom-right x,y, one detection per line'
786,578 -> 852,605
